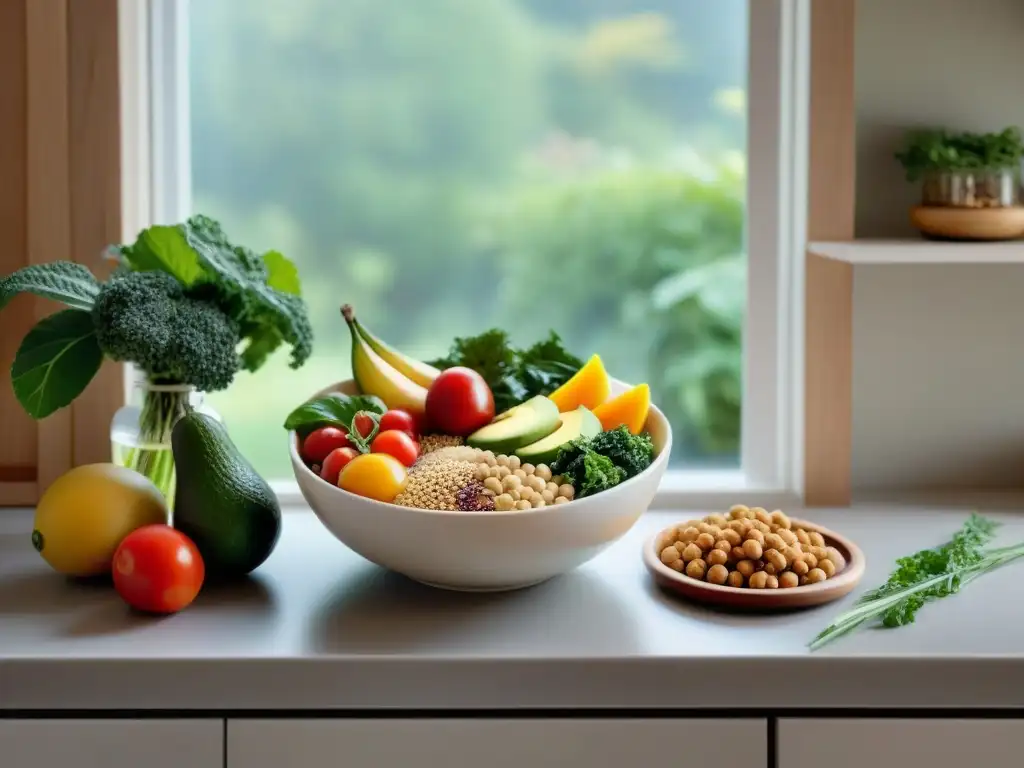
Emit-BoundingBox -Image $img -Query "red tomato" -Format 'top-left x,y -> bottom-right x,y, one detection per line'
302,426 -> 351,463
352,412 -> 377,439
112,525 -> 204,614
371,429 -> 420,467
379,409 -> 418,438
321,446 -> 359,485
425,367 -> 495,436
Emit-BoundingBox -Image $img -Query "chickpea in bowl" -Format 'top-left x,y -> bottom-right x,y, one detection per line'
644,506 -> 866,609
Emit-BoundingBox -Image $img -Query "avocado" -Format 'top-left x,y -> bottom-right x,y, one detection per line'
171,411 -> 282,581
516,406 -> 601,465
466,395 -> 559,455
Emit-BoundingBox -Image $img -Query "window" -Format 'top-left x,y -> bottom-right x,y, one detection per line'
141,0 -> 806,506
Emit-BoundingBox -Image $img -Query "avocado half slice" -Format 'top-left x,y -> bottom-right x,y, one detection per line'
515,405 -> 601,466
466,395 -> 560,455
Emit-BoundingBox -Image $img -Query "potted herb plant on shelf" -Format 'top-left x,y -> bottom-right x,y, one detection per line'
894,125 -> 1024,241
0,215 -> 313,504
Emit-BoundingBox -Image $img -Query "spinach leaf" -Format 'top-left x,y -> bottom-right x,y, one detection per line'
284,393 -> 387,433
0,262 -> 101,312
11,309 -> 104,419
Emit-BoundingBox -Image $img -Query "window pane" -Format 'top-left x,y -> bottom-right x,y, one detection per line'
189,0 -> 748,479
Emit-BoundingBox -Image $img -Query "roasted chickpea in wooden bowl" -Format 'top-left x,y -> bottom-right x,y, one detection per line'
642,506 -> 865,610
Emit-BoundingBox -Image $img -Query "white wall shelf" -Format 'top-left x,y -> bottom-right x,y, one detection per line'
809,239 -> 1024,264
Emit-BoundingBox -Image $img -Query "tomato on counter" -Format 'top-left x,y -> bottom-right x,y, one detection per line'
112,525 -> 204,614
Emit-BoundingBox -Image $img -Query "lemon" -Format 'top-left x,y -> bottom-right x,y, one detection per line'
32,463 -> 168,577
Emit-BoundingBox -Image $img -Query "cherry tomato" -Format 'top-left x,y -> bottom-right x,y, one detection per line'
425,367 -> 495,436
112,525 -> 204,614
302,426 -> 351,464
338,453 -> 408,502
321,447 -> 359,485
352,411 -> 377,440
371,429 -> 420,467
379,409 -> 418,438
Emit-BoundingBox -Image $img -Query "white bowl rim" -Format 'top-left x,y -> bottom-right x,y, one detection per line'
288,377 -> 673,518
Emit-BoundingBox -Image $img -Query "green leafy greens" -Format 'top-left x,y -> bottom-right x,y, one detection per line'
284,393 -> 387,435
429,329 -> 583,413
11,310 -> 104,419
894,126 -> 1024,181
809,513 -> 1024,651
1,215 -> 313,420
550,426 -> 655,498
0,262 -> 101,313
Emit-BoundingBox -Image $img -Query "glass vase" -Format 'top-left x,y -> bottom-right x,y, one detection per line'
921,167 -> 1021,208
110,378 -> 223,509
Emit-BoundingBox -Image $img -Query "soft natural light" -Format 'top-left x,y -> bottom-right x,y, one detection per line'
183,0 -> 750,482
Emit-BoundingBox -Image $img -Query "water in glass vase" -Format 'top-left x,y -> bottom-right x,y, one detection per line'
110,381 -> 222,509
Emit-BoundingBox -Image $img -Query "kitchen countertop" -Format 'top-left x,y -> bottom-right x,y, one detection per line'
2,504 -> 1024,712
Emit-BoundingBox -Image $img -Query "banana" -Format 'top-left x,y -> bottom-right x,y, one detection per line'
354,317 -> 440,389
342,306 -> 428,416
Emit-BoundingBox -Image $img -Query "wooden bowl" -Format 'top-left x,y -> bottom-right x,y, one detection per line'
910,205 -> 1024,241
643,518 -> 866,610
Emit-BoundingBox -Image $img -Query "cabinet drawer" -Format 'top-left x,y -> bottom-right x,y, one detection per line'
229,718 -> 766,768
780,718 -> 1024,768
0,719 -> 222,768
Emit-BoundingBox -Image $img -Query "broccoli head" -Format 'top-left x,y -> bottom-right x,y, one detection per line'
92,270 -> 241,392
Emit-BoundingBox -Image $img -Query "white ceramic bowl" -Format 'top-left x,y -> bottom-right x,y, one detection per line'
291,378 -> 672,591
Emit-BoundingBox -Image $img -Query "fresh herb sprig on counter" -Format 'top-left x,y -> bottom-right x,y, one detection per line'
809,513 -> 1024,651
429,329 -> 582,413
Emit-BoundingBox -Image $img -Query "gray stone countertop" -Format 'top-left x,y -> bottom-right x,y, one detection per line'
1,504 -> 1023,711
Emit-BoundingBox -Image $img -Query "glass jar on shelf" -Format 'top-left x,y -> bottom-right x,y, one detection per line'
110,373 -> 224,508
920,166 -> 1022,208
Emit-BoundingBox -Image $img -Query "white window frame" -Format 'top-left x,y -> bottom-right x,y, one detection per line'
123,0 -> 809,510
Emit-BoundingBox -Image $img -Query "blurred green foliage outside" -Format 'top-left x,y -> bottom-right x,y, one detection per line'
190,0 -> 748,477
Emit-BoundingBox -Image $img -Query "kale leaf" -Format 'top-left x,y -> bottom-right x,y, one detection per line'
516,331 -> 584,398
550,426 -> 655,498
587,426 -> 655,479
578,451 -> 626,497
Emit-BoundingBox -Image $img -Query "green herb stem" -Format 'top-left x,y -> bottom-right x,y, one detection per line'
119,386 -> 191,509
809,515 -> 1024,651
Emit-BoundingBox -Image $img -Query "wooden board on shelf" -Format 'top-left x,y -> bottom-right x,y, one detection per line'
810,239 -> 1024,264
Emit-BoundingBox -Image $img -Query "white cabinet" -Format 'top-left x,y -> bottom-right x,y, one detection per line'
780,719 -> 1024,768
0,719 -> 222,768
228,718 -> 766,768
